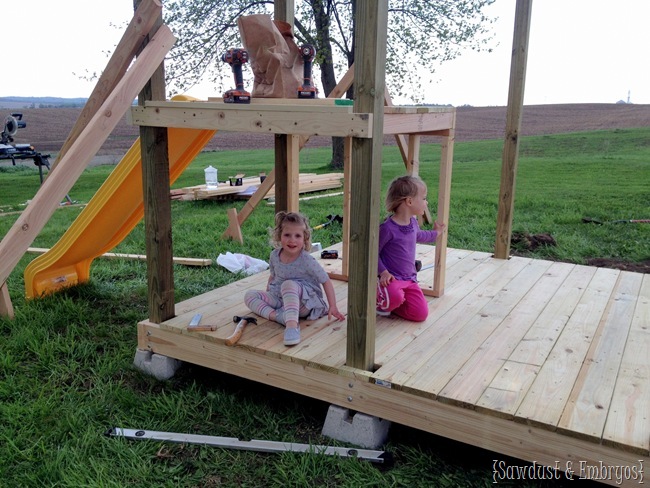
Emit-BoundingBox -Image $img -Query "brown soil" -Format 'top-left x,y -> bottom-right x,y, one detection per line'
6,103 -> 650,156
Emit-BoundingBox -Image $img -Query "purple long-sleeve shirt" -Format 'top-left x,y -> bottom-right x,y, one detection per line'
377,217 -> 438,282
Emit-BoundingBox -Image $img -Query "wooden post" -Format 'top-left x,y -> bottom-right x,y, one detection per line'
135,0 -> 175,323
346,0 -> 388,371
274,134 -> 290,213
272,0 -> 295,215
495,0 -> 533,259
432,127 -> 455,297
286,135 -> 300,212
341,137 -> 352,277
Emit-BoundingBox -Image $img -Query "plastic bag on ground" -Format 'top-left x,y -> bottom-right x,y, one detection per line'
217,252 -> 269,275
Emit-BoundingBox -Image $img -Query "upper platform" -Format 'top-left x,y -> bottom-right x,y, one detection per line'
128,98 -> 456,138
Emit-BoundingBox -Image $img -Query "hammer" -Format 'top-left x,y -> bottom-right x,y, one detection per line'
313,214 -> 343,230
225,315 -> 257,346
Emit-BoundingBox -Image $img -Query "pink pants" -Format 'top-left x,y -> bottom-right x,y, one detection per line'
384,279 -> 429,322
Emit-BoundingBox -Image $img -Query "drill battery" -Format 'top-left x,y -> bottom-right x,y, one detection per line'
321,250 -> 339,259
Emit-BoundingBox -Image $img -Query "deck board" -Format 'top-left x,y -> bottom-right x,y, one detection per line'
557,271 -> 643,442
406,259 -> 554,399
602,273 -> 650,454
146,245 -> 649,480
438,260 -> 572,408
514,267 -> 620,430
374,256 -> 527,391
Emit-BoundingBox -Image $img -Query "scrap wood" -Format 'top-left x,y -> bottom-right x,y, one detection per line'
172,173 -> 344,201
26,247 -> 212,267
0,203 -> 86,217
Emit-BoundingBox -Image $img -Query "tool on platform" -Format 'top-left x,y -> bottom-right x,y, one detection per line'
222,48 -> 251,104
187,313 -> 216,332
105,427 -> 392,464
297,44 -> 317,99
321,250 -> 339,259
225,315 -> 257,346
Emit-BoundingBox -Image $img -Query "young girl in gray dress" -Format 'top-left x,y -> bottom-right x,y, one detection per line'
244,212 -> 345,346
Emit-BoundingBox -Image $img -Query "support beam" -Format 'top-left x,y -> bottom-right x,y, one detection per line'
346,0 -> 388,371
495,0 -> 533,259
135,0 -> 175,323
431,127 -> 455,297
274,0 -> 294,27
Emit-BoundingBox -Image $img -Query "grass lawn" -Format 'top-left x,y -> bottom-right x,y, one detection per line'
0,128 -> 648,486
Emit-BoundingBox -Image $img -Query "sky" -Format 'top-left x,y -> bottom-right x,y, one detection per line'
2,0 -> 649,107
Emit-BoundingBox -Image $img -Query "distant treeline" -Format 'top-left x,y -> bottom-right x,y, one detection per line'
0,96 -> 87,109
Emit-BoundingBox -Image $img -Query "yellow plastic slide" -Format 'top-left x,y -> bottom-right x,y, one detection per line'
24,124 -> 216,298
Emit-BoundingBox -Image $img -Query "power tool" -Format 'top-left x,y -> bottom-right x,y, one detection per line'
221,48 -> 251,104
297,44 -> 317,99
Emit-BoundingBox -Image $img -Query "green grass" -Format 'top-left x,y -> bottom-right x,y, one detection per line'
1,128 -> 648,486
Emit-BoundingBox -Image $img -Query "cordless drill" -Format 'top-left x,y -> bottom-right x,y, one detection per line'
297,44 -> 317,99
222,48 -> 251,104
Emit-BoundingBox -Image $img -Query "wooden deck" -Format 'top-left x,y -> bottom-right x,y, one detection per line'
138,243 -> 649,486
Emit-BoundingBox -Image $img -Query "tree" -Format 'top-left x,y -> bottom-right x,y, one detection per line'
164,0 -> 497,168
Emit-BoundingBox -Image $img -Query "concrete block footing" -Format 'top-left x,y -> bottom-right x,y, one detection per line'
133,349 -> 182,380
321,404 -> 391,449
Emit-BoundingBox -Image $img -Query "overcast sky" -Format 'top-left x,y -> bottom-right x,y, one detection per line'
2,0 -> 648,106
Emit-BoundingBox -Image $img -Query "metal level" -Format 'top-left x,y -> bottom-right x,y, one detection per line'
105,427 -> 391,464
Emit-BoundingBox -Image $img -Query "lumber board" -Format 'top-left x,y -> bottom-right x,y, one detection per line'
514,267 -> 620,430
139,320 -> 647,481
199,98 -> 356,112
477,264 -> 598,416
404,259 -> 553,398
507,264 -> 599,366
172,173 -> 343,201
431,126 -> 454,296
173,271 -> 267,316
0,25 -> 176,289
372,255 -> 524,390
557,271 -> 643,443
372,250 -> 493,366
26,247 -> 211,267
382,111 -> 456,135
438,260 -> 571,408
140,245 -> 650,466
129,103 -> 372,138
601,273 -> 650,455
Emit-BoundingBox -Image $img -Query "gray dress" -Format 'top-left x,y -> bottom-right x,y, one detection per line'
268,249 -> 329,320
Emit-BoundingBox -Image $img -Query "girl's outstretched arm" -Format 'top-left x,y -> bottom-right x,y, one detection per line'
322,280 -> 345,321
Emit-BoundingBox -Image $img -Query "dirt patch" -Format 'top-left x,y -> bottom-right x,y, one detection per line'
586,258 -> 650,274
511,232 -> 557,252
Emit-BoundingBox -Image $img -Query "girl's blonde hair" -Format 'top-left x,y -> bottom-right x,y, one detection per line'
385,175 -> 425,213
271,211 -> 312,250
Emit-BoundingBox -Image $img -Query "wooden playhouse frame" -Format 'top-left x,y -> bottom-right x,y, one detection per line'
0,1 -> 647,485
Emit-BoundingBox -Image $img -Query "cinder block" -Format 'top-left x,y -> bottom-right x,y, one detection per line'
133,349 -> 181,380
321,404 -> 391,449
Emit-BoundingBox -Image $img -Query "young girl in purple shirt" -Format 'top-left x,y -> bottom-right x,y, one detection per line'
377,175 -> 445,321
